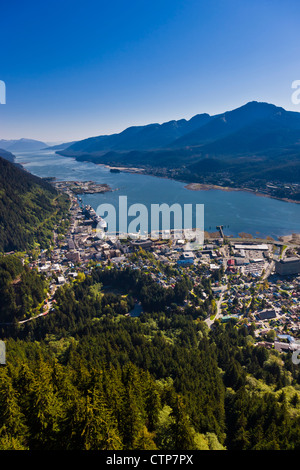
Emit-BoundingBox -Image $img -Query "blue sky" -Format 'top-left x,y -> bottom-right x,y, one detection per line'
1,0 -> 300,142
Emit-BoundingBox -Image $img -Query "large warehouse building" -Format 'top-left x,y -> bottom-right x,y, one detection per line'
275,257 -> 300,276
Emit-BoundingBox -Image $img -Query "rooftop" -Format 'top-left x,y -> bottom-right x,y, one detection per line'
277,257 -> 300,264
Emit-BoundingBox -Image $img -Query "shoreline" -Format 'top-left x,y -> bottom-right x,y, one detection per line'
184,182 -> 300,204
185,182 -> 241,192
16,153 -> 300,243
95,161 -> 300,205
52,180 -> 113,194
97,163 -> 146,174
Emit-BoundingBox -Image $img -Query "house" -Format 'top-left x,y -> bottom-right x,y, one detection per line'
257,309 -> 277,320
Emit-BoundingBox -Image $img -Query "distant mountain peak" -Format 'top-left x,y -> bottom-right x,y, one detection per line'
57,101 -> 300,164
56,100 -> 300,190
0,138 -> 47,152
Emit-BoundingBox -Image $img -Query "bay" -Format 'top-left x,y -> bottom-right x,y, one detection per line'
14,150 -> 300,239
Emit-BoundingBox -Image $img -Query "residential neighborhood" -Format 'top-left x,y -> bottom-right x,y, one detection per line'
21,186 -> 300,360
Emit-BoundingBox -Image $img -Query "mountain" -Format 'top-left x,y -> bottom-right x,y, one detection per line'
0,156 -> 70,252
59,113 -> 212,155
57,101 -> 300,197
169,101 -> 289,148
0,138 -> 47,152
189,104 -> 300,157
58,102 -> 300,161
0,148 -> 16,163
43,141 -> 78,150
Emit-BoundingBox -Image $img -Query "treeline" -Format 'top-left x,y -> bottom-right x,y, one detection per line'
0,156 -> 70,252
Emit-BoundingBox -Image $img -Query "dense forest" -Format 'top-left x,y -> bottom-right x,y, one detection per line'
0,255 -> 48,323
1,260 -> 300,450
0,156 -> 70,252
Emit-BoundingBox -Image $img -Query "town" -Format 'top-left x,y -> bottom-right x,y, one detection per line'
25,184 -> 300,359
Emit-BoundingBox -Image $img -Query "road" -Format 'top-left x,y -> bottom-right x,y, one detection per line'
0,309 -> 49,326
0,291 -> 56,326
262,260 -> 275,280
205,291 -> 225,328
18,310 -> 49,324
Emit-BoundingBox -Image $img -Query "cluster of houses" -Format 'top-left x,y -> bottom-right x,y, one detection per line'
27,192 -> 300,357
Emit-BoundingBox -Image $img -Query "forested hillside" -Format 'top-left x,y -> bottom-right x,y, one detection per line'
0,148 -> 15,163
0,255 -> 48,323
0,156 -> 70,252
1,263 -> 300,450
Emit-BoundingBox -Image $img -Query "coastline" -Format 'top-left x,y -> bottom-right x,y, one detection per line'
184,182 -> 300,204
94,161 -> 300,205
185,182 -> 241,192
52,180 -> 113,194
97,163 -> 146,174
16,152 -> 300,243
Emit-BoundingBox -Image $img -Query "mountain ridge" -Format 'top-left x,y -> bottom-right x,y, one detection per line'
56,101 -> 300,200
58,101 -> 300,158
58,112 -> 213,154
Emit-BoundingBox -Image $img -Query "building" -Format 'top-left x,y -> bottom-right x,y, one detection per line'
177,251 -> 195,266
210,263 -> 220,270
274,341 -> 300,353
275,258 -> 300,276
68,239 -> 75,250
256,341 -> 273,349
221,314 -> 239,323
130,239 -> 153,250
234,244 -> 269,251
66,251 -> 81,263
257,309 -> 277,320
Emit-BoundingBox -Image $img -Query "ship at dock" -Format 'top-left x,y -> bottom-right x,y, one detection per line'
83,205 -> 107,231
